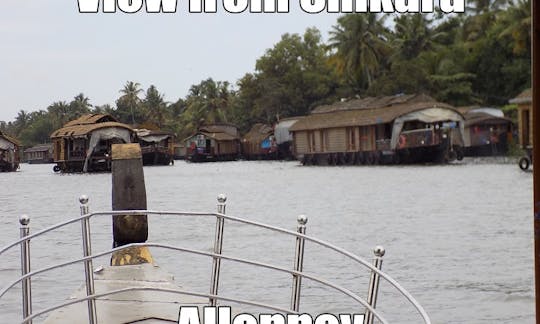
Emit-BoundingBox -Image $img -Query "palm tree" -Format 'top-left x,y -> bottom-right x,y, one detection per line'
328,13 -> 391,92
391,14 -> 443,60
118,81 -> 143,124
47,101 -> 71,129
69,93 -> 92,120
498,0 -> 531,55
14,110 -> 30,136
143,85 -> 167,128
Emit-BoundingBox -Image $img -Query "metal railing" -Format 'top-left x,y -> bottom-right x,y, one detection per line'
0,195 -> 432,324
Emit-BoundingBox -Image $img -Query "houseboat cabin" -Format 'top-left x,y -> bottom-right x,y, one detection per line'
459,107 -> 514,156
241,123 -> 277,160
50,114 -> 134,172
24,143 -> 54,164
274,117 -> 300,159
185,124 -> 240,162
135,129 -> 175,165
0,131 -> 20,172
290,94 -> 465,165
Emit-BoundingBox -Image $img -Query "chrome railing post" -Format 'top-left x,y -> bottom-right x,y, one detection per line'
209,193 -> 227,306
19,214 -> 32,324
291,214 -> 307,312
80,195 -> 97,324
364,246 -> 385,324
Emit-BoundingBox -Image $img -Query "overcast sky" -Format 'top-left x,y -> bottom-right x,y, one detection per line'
1,1 -> 345,122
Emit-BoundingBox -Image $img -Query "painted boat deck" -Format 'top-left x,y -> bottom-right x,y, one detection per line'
43,263 -> 207,324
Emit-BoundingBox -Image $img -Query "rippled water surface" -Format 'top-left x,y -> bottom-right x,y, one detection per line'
0,160 -> 534,323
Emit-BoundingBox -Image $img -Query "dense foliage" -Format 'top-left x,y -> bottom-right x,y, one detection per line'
1,2 -> 531,147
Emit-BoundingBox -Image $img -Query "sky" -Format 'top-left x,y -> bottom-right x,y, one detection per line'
1,1 -> 343,122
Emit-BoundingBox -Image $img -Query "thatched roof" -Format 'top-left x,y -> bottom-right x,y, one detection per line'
463,112 -> 513,128
199,124 -> 239,136
0,130 -> 21,146
51,114 -> 133,139
509,88 -> 531,104
135,128 -> 174,138
290,94 -> 459,132
242,123 -> 273,143
198,131 -> 238,141
63,114 -> 118,127
24,143 -> 53,153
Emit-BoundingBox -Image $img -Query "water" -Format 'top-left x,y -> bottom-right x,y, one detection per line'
0,160 -> 534,323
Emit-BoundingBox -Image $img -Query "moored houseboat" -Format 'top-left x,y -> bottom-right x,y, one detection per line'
0,130 -> 21,172
134,128 -> 175,165
24,143 -> 54,164
241,123 -> 277,160
50,114 -> 135,172
458,107 -> 514,156
185,124 -> 240,162
290,94 -> 465,165
274,117 -> 300,160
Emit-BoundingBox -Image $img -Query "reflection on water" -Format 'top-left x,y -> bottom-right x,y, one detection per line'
0,159 -> 534,323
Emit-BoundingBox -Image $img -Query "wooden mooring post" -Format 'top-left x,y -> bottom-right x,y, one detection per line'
110,143 -> 153,266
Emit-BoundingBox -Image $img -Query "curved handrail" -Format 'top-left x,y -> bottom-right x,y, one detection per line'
0,209 -> 431,323
22,287 -> 300,323
0,242 -> 388,324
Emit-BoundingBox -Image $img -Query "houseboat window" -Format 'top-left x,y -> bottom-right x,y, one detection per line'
320,130 -> 328,152
347,127 -> 355,150
376,123 -> 391,140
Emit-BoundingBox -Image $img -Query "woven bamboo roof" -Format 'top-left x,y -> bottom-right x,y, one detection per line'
199,131 -> 238,141
509,88 -> 532,104
242,123 -> 273,143
51,114 -> 133,139
0,131 -> 21,146
290,94 -> 458,131
463,112 -> 513,128
24,143 -> 53,153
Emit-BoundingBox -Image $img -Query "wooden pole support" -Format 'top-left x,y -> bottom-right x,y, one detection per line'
110,143 -> 152,265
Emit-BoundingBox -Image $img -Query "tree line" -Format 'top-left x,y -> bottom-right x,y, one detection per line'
1,0 -> 531,147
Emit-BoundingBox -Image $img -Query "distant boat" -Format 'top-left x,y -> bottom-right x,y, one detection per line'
134,128 -> 175,166
24,143 -> 54,164
50,114 -> 135,172
458,107 -> 514,157
185,124 -> 240,162
0,130 -> 21,172
290,94 -> 465,165
241,123 -> 278,160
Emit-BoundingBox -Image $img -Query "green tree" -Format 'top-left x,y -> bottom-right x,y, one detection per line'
117,81 -> 143,124
329,13 -> 391,92
142,85 -> 168,128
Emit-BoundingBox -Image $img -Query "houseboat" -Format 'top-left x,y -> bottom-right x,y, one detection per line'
185,124 -> 240,162
50,114 -> 135,172
509,89 -> 533,169
0,130 -> 20,172
24,143 -> 54,164
274,117 -> 300,160
290,94 -> 465,165
241,123 -> 277,160
459,107 -> 514,156
134,128 -> 175,165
